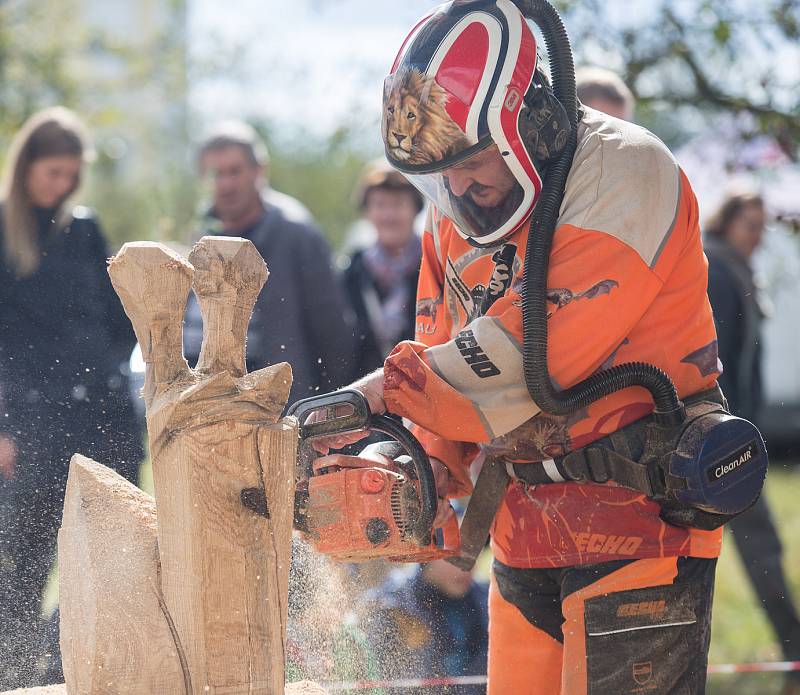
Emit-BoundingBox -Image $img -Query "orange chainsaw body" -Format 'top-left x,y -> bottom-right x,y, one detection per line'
288,390 -> 460,564
301,458 -> 460,563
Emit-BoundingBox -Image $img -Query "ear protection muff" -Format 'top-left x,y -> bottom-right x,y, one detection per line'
518,68 -> 573,171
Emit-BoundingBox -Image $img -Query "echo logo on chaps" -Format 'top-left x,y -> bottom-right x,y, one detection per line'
572,532 -> 643,555
617,600 -> 667,619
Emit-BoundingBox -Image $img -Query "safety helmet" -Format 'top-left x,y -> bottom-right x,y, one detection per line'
382,0 -> 570,245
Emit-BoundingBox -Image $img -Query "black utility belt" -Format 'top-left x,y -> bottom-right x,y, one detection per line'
506,386 -> 768,531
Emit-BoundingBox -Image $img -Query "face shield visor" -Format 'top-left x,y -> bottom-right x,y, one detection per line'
403,144 -> 528,244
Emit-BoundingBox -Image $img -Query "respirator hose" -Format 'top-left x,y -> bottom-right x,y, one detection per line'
513,0 -> 684,418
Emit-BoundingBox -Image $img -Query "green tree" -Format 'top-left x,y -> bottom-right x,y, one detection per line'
0,0 -> 195,250
260,123 -> 371,251
553,0 -> 800,158
0,0 -> 83,147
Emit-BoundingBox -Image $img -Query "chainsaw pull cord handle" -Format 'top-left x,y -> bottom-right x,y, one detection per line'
287,389 -> 438,546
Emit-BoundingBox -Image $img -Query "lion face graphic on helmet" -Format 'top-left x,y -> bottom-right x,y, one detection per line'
383,68 -> 470,166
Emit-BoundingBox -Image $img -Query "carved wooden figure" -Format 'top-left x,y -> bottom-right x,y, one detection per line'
86,236 -> 297,694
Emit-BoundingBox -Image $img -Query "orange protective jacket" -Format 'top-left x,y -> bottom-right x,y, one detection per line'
384,107 -> 723,569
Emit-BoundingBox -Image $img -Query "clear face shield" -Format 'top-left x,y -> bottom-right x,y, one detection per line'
403,145 -> 526,242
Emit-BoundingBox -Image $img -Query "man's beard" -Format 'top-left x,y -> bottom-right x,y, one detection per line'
447,181 -> 524,240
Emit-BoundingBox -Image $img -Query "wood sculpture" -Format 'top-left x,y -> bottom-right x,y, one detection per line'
49,236 -> 306,695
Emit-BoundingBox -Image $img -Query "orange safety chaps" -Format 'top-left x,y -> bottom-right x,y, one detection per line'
487,556 -> 717,695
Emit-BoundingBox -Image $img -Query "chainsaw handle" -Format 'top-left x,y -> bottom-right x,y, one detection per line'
287,389 -> 438,547
287,389 -> 370,437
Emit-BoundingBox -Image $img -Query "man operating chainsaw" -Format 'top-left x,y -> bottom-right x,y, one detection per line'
296,1 -> 768,693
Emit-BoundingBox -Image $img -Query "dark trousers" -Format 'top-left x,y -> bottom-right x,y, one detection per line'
490,556 -> 717,694
729,494 -> 800,667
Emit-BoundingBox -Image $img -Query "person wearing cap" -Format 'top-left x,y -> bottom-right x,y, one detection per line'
343,160 -> 425,377
312,2 -> 724,692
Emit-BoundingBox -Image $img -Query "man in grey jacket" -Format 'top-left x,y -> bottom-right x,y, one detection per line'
186,121 -> 354,403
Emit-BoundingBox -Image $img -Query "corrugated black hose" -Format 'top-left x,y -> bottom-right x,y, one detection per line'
513,0 -> 685,421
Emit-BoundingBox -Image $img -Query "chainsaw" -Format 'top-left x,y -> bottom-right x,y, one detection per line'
284,390 -> 460,563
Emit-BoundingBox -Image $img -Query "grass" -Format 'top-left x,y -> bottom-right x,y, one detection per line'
706,461 -> 800,694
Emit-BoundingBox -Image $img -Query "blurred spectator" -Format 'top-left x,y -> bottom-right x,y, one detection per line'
366,560 -> 488,695
705,192 -> 770,422
705,191 -> 800,692
184,120 -> 354,403
0,107 -> 143,688
343,159 -> 425,376
576,66 -> 635,121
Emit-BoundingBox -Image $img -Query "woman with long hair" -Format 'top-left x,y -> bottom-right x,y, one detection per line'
705,190 -> 800,695
0,107 -> 143,688
705,190 -> 768,421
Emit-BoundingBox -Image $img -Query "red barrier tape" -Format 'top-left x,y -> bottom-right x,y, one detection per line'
707,660 -> 800,674
324,663 -> 800,690
325,677 -> 486,691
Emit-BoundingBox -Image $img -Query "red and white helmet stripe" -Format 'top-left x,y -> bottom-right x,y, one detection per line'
384,0 -> 543,245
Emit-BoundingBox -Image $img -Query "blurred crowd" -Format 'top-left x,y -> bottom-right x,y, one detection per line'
0,66 -> 797,693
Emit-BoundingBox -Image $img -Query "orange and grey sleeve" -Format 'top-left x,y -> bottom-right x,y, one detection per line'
386,210 -> 537,443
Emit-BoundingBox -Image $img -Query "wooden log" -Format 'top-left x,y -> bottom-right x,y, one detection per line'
58,454 -> 184,694
108,237 -> 297,694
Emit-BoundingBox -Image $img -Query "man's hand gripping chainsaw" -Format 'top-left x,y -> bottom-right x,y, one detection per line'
282,390 -> 460,563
